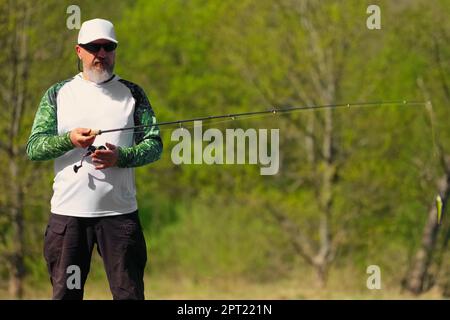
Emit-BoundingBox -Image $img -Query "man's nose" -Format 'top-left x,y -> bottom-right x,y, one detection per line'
96,47 -> 107,58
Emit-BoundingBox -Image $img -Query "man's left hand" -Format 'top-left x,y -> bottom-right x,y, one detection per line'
91,142 -> 119,170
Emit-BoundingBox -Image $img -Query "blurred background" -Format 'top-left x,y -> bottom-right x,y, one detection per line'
0,0 -> 449,299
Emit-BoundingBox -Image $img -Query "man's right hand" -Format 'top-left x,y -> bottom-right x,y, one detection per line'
69,128 -> 96,148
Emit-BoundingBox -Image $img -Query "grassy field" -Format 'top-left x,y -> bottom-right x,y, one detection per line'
0,262 -> 445,300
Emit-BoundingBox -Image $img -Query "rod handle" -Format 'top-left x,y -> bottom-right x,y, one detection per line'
89,129 -> 102,136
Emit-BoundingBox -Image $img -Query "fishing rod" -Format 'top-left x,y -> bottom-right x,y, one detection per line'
89,100 -> 427,136
75,100 -> 425,171
75,99 -> 444,224
75,100 -> 428,170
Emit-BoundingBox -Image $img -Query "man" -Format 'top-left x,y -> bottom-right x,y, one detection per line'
26,18 -> 163,300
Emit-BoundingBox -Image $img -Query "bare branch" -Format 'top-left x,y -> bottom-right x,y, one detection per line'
432,36 -> 450,101
417,77 -> 447,172
268,204 -> 317,266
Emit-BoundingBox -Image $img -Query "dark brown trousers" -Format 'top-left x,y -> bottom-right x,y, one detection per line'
44,211 -> 147,300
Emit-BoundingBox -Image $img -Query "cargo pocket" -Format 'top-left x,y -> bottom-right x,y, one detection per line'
44,218 -> 67,268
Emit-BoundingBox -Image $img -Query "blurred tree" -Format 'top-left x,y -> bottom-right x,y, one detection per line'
214,0 -> 372,286
402,1 -> 450,295
0,0 -> 32,298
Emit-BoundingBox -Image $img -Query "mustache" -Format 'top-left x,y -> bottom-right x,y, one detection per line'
94,59 -> 108,65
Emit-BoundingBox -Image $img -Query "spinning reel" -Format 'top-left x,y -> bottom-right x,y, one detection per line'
73,145 -> 106,173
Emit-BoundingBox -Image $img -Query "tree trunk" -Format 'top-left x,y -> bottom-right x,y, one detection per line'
3,0 -> 31,299
404,167 -> 450,294
440,225 -> 450,297
314,107 -> 335,287
8,158 -> 25,299
315,263 -> 328,288
306,112 -> 315,164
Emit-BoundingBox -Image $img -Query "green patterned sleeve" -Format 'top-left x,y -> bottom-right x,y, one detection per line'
117,80 -> 163,168
26,81 -> 74,161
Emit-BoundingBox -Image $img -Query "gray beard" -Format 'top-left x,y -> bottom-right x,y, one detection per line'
84,64 -> 114,84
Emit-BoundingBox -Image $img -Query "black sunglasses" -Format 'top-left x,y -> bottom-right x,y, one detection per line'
79,42 -> 117,53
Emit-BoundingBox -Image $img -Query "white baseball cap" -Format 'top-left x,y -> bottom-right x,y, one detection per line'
78,18 -> 118,44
